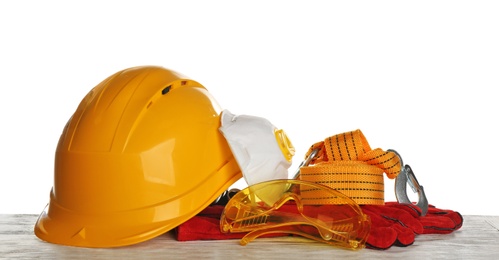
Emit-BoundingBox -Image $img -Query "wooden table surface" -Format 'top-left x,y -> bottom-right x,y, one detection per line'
1,214 -> 498,259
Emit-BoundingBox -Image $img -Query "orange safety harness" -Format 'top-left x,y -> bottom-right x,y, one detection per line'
297,129 -> 402,205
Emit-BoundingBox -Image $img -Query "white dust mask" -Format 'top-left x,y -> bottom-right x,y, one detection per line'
219,109 -> 295,186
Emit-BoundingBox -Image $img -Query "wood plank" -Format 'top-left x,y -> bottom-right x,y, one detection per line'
1,215 -> 498,259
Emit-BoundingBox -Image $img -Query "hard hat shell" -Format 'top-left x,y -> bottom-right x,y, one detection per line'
34,66 -> 242,248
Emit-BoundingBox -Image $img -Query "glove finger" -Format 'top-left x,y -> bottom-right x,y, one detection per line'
421,206 -> 464,234
362,204 -> 423,234
391,224 -> 415,247
419,215 -> 457,234
361,206 -> 415,249
366,227 -> 398,250
361,207 -> 399,249
361,206 -> 394,228
427,206 -> 464,231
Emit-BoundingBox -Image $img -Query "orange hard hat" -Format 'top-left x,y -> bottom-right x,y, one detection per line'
34,66 -> 242,247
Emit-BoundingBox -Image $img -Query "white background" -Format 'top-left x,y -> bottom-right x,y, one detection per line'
1,1 -> 498,216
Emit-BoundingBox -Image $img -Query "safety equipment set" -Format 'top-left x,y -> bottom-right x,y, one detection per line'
34,66 -> 462,250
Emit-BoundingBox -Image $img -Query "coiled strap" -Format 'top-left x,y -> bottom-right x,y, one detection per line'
299,129 -> 402,205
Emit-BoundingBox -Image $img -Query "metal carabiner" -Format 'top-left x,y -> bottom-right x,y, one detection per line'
389,149 -> 429,216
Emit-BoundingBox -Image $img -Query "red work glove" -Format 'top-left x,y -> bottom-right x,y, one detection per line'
361,202 -> 463,250
360,204 -> 423,249
384,202 -> 463,234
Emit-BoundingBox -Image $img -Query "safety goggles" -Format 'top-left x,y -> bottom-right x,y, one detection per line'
220,179 -> 371,250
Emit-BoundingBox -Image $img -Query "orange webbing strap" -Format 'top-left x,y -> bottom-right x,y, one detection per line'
299,129 -> 402,205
